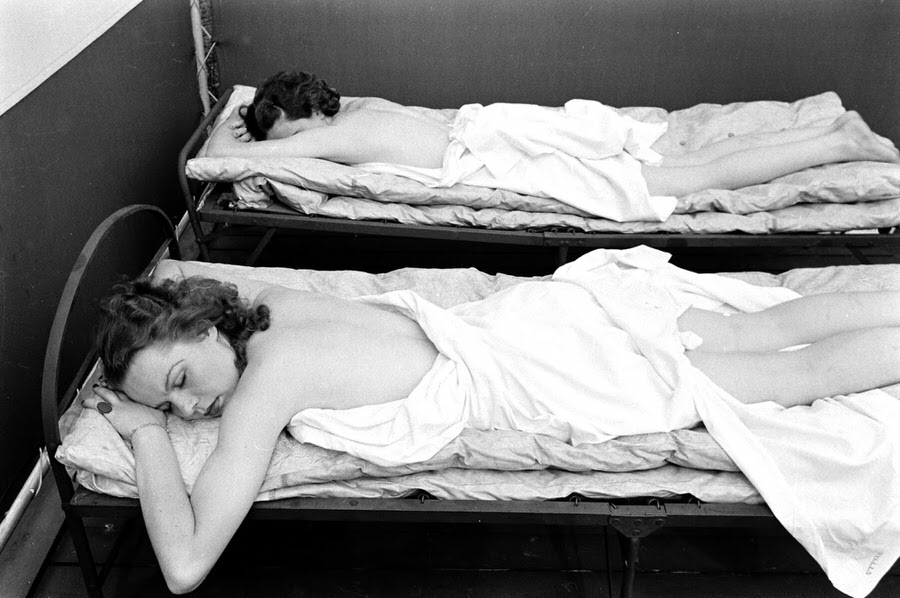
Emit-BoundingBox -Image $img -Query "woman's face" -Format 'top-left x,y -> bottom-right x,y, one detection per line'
267,110 -> 325,140
266,113 -> 309,140
120,327 -> 240,420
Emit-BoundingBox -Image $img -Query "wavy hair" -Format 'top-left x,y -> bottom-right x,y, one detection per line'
244,70 -> 341,140
97,276 -> 270,386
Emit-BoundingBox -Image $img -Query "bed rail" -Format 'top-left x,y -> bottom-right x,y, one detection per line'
41,204 -> 179,597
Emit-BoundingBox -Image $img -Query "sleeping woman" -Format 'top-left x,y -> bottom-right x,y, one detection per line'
204,70 -> 900,209
85,255 -> 900,593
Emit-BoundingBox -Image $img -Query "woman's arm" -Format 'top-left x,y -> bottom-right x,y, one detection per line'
134,401 -> 284,593
202,105 -> 255,158
203,104 -> 412,165
203,104 -> 339,161
88,370 -> 294,593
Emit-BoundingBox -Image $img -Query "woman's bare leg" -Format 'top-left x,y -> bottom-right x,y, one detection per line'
642,112 -> 900,197
685,327 -> 900,407
660,124 -> 834,167
678,291 -> 900,353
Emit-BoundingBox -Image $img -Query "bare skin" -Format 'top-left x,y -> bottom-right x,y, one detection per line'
205,97 -> 451,169
204,99 -> 900,197
86,261 -> 900,592
643,111 -> 900,196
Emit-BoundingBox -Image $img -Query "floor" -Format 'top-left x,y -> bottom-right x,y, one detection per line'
30,515 -> 900,597
28,228 -> 900,597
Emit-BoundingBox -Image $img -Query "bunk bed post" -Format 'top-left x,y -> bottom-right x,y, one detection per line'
177,87 -> 233,261
246,226 -> 278,266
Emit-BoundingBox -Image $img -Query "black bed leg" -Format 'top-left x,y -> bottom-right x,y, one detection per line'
556,245 -> 569,266
198,239 -> 212,262
620,536 -> 640,598
65,513 -> 104,598
609,507 -> 665,598
246,227 -> 277,266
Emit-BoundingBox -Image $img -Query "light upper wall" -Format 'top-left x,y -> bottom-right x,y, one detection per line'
0,0 -> 143,116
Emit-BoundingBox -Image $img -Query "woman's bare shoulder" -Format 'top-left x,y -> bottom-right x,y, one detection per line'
254,286 -> 351,322
339,98 -> 449,126
341,96 -> 406,112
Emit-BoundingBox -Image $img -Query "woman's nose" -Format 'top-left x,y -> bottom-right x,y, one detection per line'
172,393 -> 201,418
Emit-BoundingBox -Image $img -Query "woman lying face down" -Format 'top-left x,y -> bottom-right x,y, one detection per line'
85,259 -> 900,593
204,69 -> 900,203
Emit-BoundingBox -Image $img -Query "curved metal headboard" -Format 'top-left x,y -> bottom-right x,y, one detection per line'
41,204 -> 180,500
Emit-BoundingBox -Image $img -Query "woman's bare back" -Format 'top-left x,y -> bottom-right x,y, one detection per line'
319,102 -> 450,167
244,286 -> 440,412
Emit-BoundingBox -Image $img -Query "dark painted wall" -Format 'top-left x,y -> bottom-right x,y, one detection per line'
211,0 -> 899,142
0,0 -> 201,510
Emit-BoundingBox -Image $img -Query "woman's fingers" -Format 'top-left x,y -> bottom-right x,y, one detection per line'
81,395 -> 102,411
82,384 -> 132,411
93,385 -> 127,401
230,123 -> 252,142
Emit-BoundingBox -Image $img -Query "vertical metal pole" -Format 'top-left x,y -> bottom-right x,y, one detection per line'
620,536 -> 640,598
66,514 -> 104,598
189,0 -> 211,115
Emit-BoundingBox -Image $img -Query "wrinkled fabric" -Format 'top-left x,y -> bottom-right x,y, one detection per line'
357,101 -> 674,222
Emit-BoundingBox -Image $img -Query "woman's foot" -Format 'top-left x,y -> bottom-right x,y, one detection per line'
834,111 -> 900,164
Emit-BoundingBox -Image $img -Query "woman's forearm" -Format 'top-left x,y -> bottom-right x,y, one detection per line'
204,120 -> 244,158
132,426 -> 210,593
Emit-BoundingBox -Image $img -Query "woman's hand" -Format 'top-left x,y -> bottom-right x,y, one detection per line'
206,104 -> 253,157
83,384 -> 166,443
228,105 -> 252,142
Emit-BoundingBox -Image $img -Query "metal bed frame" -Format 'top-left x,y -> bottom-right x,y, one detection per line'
179,88 -> 900,268
43,204 -> 783,598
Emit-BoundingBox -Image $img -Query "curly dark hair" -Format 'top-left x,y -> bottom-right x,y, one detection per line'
97,276 -> 271,387
244,70 -> 341,140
